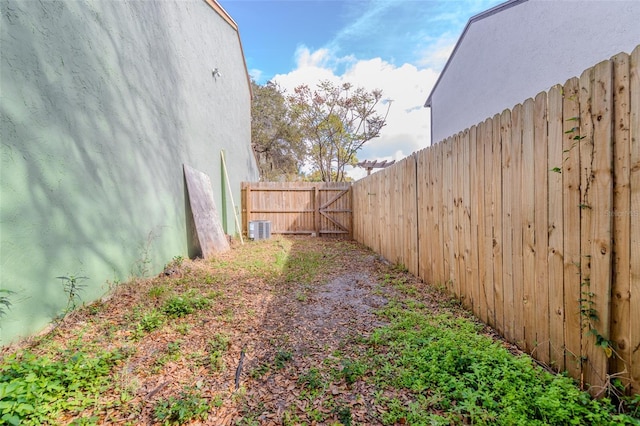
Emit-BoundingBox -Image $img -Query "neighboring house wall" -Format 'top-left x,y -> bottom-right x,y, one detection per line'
425,0 -> 640,144
0,0 -> 259,345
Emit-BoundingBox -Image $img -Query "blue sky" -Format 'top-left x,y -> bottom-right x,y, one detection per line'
219,0 -> 503,178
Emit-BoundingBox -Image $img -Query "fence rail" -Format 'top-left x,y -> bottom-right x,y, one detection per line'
353,46 -> 640,395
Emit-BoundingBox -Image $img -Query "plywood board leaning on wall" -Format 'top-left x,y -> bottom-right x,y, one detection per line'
184,164 -> 230,258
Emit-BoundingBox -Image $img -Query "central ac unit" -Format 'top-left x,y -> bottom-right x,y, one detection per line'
248,220 -> 271,240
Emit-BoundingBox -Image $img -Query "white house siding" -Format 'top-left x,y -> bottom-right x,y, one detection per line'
426,0 -> 640,144
0,0 -> 259,345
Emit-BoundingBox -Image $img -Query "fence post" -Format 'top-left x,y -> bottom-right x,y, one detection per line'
314,186 -> 319,237
245,184 -> 251,236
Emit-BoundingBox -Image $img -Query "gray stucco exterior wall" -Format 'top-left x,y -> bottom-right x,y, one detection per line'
0,0 -> 259,345
427,0 -> 640,144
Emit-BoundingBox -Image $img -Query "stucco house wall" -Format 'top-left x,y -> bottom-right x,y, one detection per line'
425,0 -> 640,144
0,0 -> 259,345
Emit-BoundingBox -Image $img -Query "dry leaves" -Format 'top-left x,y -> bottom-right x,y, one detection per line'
3,237 -> 437,425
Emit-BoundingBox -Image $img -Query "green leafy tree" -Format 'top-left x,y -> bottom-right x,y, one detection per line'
289,80 -> 390,182
303,169 -> 353,183
251,81 -> 305,181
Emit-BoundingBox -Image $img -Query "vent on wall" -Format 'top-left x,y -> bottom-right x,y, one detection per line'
248,220 -> 271,240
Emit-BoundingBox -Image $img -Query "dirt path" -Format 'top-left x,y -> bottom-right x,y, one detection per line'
213,240 -> 407,425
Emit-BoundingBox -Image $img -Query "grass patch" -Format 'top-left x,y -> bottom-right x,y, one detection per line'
365,301 -> 637,425
0,349 -> 129,425
283,251 -> 325,284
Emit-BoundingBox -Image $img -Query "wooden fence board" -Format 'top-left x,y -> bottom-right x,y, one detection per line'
548,84 -> 566,371
611,52 -> 632,389
579,66 -> 595,390
492,114 -> 504,334
562,77 -> 583,380
406,154 -> 419,274
454,133 -> 463,299
461,129 -> 473,311
420,150 -> 430,281
501,109 -> 514,342
534,92 -> 551,365
428,146 -> 438,282
522,98 -> 537,353
485,117 -> 496,327
481,119 -> 494,325
476,120 -> 488,323
584,60 -> 614,394
629,45 -> 640,395
384,167 -> 392,260
511,104 -> 525,347
396,161 -> 403,265
416,149 -> 429,282
443,137 -> 454,292
430,147 -> 437,282
435,142 -> 445,284
469,126 -> 480,313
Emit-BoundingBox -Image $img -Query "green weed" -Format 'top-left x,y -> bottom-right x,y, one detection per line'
0,349 -> 129,425
249,363 -> 270,379
334,404 -> 352,426
147,285 -> 168,299
274,350 -> 293,369
57,275 -> 89,314
153,386 -> 209,425
136,310 -> 164,335
366,304 -> 638,425
207,333 -> 230,371
174,323 -> 192,335
339,359 -> 367,385
0,289 -> 14,318
298,368 -> 324,389
162,294 -> 209,318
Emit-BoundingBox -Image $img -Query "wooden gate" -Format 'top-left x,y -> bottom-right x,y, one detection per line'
241,182 -> 352,238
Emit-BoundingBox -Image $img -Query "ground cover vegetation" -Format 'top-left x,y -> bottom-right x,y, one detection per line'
0,237 -> 638,425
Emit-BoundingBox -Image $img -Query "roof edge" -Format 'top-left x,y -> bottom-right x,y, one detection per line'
424,0 -> 527,108
203,0 -> 239,31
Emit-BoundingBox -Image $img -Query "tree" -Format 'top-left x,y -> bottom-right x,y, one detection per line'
250,81 -> 305,181
288,80 -> 390,182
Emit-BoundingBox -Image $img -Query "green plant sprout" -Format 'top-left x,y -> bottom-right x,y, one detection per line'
57,275 -> 89,313
0,289 -> 14,318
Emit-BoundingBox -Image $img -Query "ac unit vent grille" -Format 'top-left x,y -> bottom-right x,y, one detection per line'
248,220 -> 271,240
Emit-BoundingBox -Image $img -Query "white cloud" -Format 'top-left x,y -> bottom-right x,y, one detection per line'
416,34 -> 457,70
273,46 -> 341,88
248,68 -> 263,82
272,48 -> 439,180
294,46 -> 332,68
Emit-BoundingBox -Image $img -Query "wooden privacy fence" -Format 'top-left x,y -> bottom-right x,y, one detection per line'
241,182 -> 352,237
353,46 -> 640,395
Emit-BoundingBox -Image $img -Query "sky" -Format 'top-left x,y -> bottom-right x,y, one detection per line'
219,0 -> 503,179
